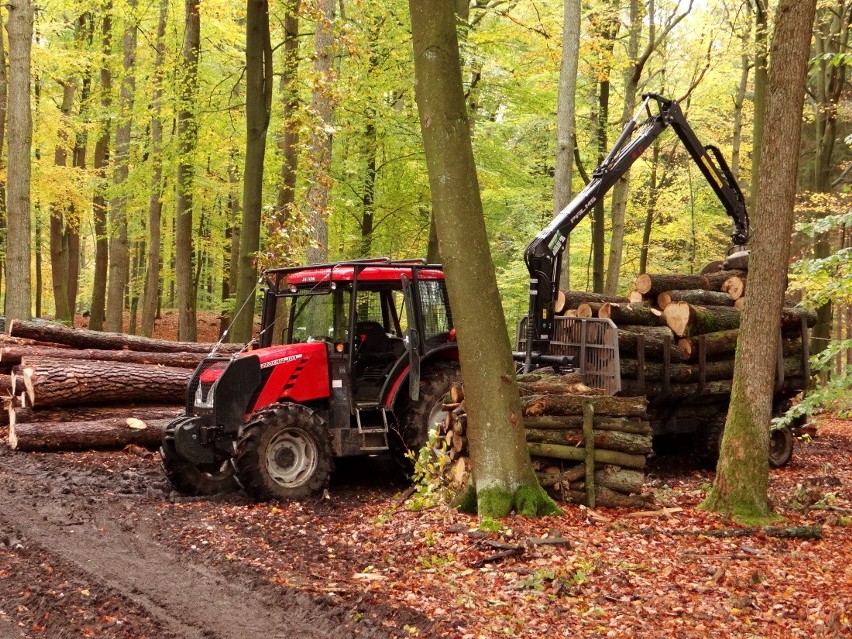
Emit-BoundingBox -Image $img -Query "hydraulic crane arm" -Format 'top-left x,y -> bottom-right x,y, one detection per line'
522,93 -> 750,371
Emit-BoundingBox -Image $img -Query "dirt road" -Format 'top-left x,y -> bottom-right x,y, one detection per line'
0,448 -> 412,639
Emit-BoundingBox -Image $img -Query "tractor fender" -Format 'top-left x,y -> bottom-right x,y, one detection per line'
383,344 -> 459,410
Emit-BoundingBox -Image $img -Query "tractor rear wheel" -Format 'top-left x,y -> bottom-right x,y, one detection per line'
393,363 -> 461,473
160,418 -> 239,496
769,426 -> 794,468
235,403 -> 333,501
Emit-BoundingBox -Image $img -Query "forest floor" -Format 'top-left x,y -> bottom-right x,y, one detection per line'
0,313 -> 849,638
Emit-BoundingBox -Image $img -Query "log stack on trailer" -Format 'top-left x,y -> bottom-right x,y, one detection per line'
434,375 -> 654,508
542,254 -> 814,466
0,320 -> 239,452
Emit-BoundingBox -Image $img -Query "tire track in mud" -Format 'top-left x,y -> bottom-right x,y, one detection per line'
0,452 -> 390,639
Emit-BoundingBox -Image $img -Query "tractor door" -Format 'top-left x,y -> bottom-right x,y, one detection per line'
401,275 -> 422,401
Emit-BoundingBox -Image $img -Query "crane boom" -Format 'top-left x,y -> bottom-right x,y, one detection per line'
522,93 -> 750,371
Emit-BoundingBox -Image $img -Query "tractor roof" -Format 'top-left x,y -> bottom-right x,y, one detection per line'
263,259 -> 445,287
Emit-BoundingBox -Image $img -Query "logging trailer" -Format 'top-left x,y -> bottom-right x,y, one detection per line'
160,93 -> 799,500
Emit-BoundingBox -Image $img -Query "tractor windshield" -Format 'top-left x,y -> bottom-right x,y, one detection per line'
287,288 -> 350,343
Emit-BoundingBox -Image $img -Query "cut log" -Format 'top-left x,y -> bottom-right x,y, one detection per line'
616,328 -> 688,362
619,374 -> 806,401
676,329 -> 740,360
14,359 -> 191,407
599,303 -> 666,326
450,456 -> 470,486
619,356 -> 805,384
0,375 -> 11,398
662,302 -> 742,337
523,394 -> 648,418
524,415 -> 652,434
0,345 -> 208,369
8,319 -> 242,354
657,289 -> 734,310
634,273 -> 708,296
590,465 -> 645,494
525,428 -> 652,455
9,417 -> 171,451
701,269 -> 747,291
536,463 -> 587,487
722,250 -> 750,271
9,404 -> 182,428
721,275 -> 746,300
734,298 -> 745,311
562,486 -> 652,508
627,290 -> 649,305
576,302 -> 604,318
780,306 -> 817,330
526,441 -> 646,469
557,291 -> 630,312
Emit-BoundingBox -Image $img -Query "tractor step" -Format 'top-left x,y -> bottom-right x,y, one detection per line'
355,407 -> 390,451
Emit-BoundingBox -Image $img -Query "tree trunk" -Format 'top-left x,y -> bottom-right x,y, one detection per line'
105,2 -> 138,332
305,0 -> 336,264
175,0 -> 200,342
88,7 -> 112,332
410,0 -> 556,517
8,319 -> 240,353
703,0 -> 816,520
4,0 -> 34,325
140,0 -> 168,338
231,0 -> 273,344
10,417 -> 172,451
14,359 -> 190,407
553,0 -> 581,290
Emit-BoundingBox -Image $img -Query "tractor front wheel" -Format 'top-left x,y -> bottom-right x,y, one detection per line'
235,403 -> 333,501
160,418 -> 239,496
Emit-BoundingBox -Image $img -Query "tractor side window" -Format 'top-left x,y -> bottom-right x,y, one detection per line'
418,280 -> 452,340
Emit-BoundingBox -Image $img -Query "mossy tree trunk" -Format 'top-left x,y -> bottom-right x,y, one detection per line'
702,0 -> 816,521
409,0 -> 557,518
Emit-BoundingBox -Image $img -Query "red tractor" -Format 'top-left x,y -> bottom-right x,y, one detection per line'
160,259 -> 460,500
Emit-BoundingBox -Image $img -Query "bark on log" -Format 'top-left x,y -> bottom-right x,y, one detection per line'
14,359 -> 191,407
663,302 -> 742,337
0,345 -> 208,369
599,303 -> 666,326
524,415 -> 652,434
9,417 -> 170,451
634,273 -> 708,296
562,486 -> 652,508
0,375 -> 11,398
780,306 -> 817,330
536,463 -> 587,487
616,328 -> 688,362
722,251 -> 750,271
619,356 -> 805,384
657,289 -> 734,310
526,441 -> 646,469
556,291 -> 629,313
619,374 -> 806,401
9,404 -> 182,427
576,302 -> 604,318
676,329 -> 741,360
523,394 -> 648,417
525,428 -> 652,455
9,319 -> 241,354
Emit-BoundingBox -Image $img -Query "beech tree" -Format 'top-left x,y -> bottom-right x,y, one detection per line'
4,0 -> 34,324
703,0 -> 817,520
409,0 -> 558,518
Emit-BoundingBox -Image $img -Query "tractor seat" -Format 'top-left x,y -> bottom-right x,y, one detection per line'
355,321 -> 397,367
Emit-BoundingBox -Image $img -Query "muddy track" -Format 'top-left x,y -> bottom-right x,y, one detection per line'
0,450 -> 396,639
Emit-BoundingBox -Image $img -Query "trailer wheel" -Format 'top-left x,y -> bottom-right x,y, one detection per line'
235,403 -> 333,501
160,418 -> 239,496
769,426 -> 794,468
392,363 -> 461,474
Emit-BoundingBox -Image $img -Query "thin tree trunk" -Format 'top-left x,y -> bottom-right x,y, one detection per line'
50,81 -> 77,323
553,0 -> 581,290
140,0 -> 169,337
305,0 -> 336,263
105,2 -> 138,332
175,0 -> 200,341
749,0 -> 768,211
230,0 -> 273,343
4,0 -> 34,324
359,120 -> 377,257
88,6 -> 113,332
0,10 -> 9,297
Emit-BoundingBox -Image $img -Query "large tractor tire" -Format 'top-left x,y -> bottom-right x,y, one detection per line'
393,363 -> 461,472
160,418 -> 239,496
769,426 -> 794,468
235,403 -> 333,501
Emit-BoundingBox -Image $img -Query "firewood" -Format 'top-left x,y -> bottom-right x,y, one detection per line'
450,382 -> 464,403
721,275 -> 746,300
8,319 -> 242,354
599,303 -> 666,326
526,441 -> 646,469
450,457 -> 470,486
657,289 -> 734,310
14,359 -> 191,408
9,417 -> 171,451
662,302 -> 742,337
523,394 -> 648,418
0,345 -> 208,369
525,428 -> 652,455
634,273 -> 708,296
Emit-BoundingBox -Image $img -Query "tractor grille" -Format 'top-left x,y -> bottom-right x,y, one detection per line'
517,317 -> 621,395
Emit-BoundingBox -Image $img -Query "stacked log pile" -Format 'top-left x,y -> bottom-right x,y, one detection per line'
434,374 -> 654,508
0,320 -> 238,452
550,255 -> 816,403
